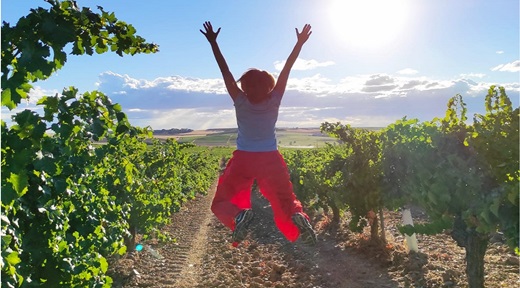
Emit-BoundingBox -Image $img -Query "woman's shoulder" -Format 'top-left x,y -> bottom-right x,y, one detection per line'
270,89 -> 283,99
268,90 -> 283,105
234,91 -> 247,103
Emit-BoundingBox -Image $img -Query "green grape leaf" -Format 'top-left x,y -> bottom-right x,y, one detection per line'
9,172 -> 28,197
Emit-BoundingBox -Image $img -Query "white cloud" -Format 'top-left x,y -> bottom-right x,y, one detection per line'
126,108 -> 236,130
25,86 -> 60,104
491,60 -> 520,72
460,73 -> 486,79
1,86 -> 59,126
397,68 -> 419,75
274,58 -> 335,71
4,71 -> 518,130
362,74 -> 398,92
496,50 -> 504,54
97,71 -> 228,95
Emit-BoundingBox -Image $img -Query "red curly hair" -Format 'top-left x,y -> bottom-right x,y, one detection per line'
238,68 -> 275,103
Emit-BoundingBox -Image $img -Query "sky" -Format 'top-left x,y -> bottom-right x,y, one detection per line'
2,0 -> 519,130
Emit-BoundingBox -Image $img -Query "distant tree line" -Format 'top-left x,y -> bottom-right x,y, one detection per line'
153,128 -> 193,135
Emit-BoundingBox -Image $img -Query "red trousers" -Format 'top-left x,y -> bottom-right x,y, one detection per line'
211,150 -> 308,242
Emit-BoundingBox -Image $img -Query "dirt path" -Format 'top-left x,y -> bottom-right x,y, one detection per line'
110,181 -> 519,287
110,182 -> 397,287
109,182 -> 217,287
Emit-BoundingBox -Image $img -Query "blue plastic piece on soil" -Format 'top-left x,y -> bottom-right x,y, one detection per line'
135,244 -> 143,251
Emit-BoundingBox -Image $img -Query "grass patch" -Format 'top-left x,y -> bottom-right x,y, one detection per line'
174,128 -> 338,148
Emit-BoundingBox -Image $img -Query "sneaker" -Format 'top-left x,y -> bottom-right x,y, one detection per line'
232,209 -> 254,243
292,213 -> 317,245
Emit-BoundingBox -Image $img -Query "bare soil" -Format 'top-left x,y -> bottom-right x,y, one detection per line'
109,182 -> 519,287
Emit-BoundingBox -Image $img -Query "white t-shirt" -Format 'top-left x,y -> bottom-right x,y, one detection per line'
234,90 -> 282,152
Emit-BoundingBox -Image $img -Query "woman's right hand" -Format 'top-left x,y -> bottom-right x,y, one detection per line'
200,21 -> 221,43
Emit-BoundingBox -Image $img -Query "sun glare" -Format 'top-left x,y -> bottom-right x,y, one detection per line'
328,0 -> 410,49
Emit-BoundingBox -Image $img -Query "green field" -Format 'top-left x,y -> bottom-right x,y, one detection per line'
170,128 -> 340,148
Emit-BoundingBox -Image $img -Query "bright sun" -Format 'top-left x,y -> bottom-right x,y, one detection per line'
328,0 -> 410,49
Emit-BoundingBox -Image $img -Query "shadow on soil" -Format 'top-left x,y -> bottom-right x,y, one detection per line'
249,189 -> 400,288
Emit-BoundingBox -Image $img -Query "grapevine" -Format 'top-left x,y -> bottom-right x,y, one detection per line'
1,1 -> 220,286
